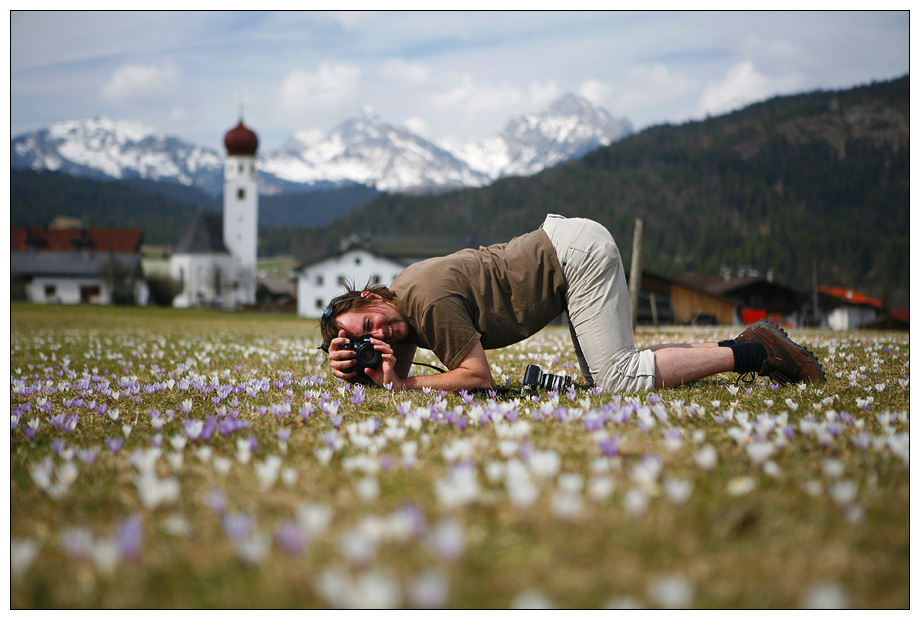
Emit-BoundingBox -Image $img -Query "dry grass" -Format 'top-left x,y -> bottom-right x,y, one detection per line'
9,303 -> 910,608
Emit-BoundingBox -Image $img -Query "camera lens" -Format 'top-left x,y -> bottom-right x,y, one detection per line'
354,340 -> 382,370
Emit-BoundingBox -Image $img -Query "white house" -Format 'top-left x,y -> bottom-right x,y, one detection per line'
11,227 -> 148,305
818,286 -> 882,330
296,248 -> 407,319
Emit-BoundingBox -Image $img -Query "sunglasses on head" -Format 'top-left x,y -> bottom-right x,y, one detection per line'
318,297 -> 352,352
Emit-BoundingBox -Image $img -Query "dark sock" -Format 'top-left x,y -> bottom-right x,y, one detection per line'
722,342 -> 768,374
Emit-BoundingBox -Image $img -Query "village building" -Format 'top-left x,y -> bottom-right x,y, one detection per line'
11,225 -> 148,305
295,236 -> 477,319
817,286 -> 883,331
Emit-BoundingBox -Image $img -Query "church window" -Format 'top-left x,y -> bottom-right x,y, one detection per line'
316,275 -> 324,286
316,298 -> 324,309
238,188 -> 246,200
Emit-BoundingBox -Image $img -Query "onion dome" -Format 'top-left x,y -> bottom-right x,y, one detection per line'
224,119 -> 259,156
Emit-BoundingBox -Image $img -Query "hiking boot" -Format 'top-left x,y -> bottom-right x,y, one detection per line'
731,319 -> 826,385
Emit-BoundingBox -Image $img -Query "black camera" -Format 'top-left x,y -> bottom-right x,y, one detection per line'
522,364 -> 572,394
341,338 -> 382,373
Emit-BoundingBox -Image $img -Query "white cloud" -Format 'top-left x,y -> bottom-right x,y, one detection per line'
427,76 -> 527,138
101,60 -> 181,105
613,65 -> 697,115
168,107 -> 188,122
276,62 -> 361,114
429,75 -> 523,116
402,116 -> 429,138
527,81 -> 561,109
696,61 -> 775,118
380,58 -> 430,85
578,79 -> 612,107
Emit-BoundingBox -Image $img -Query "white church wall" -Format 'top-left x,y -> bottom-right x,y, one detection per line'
223,155 -> 259,306
170,253 -> 238,309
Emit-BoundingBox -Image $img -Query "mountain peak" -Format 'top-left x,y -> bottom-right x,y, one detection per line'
548,93 -> 597,116
12,96 -> 633,194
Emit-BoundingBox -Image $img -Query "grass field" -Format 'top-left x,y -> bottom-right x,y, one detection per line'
9,302 -> 910,609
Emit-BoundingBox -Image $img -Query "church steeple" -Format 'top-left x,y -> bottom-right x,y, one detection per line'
224,118 -> 258,157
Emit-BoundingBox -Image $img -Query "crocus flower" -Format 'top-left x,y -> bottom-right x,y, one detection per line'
106,437 -> 124,454
275,520 -> 307,555
427,519 -> 465,562
10,538 -> 41,582
77,448 -> 98,467
116,514 -> 143,561
648,575 -> 695,609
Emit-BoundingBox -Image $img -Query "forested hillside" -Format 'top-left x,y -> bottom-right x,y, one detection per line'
288,76 -> 909,307
11,170 -> 379,245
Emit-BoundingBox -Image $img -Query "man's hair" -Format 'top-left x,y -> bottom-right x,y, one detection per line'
319,280 -> 398,350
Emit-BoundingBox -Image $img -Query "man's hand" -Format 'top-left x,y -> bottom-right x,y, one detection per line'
363,338 -> 405,389
328,329 -> 358,382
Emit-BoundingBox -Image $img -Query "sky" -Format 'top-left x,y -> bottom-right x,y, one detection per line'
9,10 -> 910,153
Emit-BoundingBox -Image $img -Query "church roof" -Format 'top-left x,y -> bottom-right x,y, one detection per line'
174,211 -> 229,254
224,119 -> 259,156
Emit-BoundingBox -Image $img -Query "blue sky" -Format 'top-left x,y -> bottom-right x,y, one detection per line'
10,10 -> 910,152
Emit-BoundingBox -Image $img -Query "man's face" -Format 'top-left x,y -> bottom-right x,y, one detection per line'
336,300 -> 409,344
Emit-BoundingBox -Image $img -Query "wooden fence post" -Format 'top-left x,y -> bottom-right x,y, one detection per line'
629,218 -> 644,331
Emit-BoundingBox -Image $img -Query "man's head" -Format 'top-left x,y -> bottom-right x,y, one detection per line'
320,284 -> 408,351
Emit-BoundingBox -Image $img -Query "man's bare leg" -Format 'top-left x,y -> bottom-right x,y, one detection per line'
647,343 -> 735,388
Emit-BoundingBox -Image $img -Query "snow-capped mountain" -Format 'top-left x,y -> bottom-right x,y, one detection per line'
446,94 -> 633,179
11,95 -> 633,194
11,117 -> 225,193
258,110 -> 490,192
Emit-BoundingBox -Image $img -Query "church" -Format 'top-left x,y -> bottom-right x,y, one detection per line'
170,118 -> 260,309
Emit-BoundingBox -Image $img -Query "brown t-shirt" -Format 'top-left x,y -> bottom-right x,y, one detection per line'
390,228 -> 567,369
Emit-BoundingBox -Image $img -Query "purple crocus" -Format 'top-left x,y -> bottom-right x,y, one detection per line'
117,514 -> 144,561
204,488 -> 228,514
106,437 -> 124,454
77,448 -> 97,466
222,511 -> 256,541
275,520 -> 307,555
598,437 -> 621,458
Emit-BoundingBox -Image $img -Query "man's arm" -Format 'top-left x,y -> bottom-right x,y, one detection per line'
367,339 -> 494,392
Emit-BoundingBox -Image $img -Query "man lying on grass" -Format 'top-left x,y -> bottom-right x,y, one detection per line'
321,214 -> 825,393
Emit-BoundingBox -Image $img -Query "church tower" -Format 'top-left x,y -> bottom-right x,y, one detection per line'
222,117 -> 259,306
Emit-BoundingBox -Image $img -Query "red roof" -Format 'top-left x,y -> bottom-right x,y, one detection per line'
818,285 -> 883,308
11,228 -> 144,253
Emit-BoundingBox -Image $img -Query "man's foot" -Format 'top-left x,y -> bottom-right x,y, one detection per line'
731,319 -> 826,385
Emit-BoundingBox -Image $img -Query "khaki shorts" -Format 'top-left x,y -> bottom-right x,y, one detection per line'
541,214 -> 656,393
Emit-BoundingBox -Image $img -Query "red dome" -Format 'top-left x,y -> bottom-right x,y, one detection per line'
224,120 -> 258,156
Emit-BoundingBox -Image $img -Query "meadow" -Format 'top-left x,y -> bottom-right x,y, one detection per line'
9,302 -> 910,609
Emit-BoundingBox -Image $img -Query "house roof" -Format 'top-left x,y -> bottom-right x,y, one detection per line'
11,250 -> 142,278
818,286 -> 883,308
11,227 -> 143,253
668,273 -> 793,296
174,211 -> 228,254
